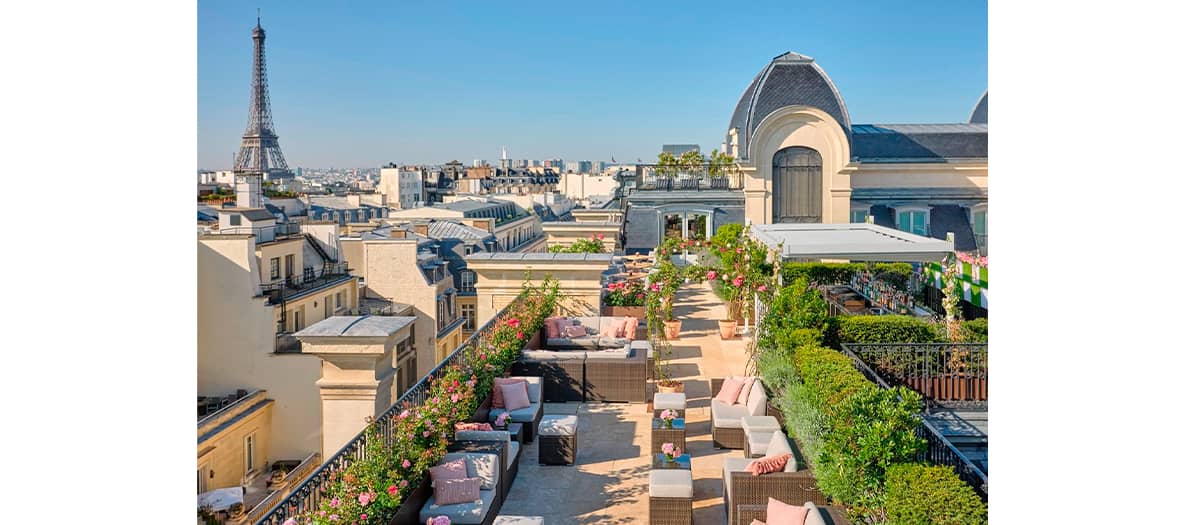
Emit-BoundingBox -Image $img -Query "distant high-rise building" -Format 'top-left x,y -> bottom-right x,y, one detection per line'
529,159 -> 542,167
662,144 -> 701,156
473,159 -> 487,167
592,161 -> 607,174
512,159 -> 528,169
577,161 -> 593,174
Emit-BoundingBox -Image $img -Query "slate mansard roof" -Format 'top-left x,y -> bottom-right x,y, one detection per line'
728,52 -> 851,159
850,123 -> 988,161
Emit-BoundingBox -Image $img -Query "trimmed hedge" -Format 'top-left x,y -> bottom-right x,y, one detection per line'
837,315 -> 944,344
959,318 -> 988,343
792,344 -> 876,413
885,464 -> 987,525
780,262 -> 915,287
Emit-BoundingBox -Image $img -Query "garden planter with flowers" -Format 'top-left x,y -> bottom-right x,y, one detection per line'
603,280 -> 647,318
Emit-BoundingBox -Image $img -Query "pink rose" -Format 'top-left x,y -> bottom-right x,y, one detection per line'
733,277 -> 744,287
358,493 -> 372,506
597,233 -> 604,240
403,459 -> 412,469
757,285 -> 767,292
330,498 -> 340,508
706,270 -> 717,281
387,484 -> 399,496
516,331 -> 525,340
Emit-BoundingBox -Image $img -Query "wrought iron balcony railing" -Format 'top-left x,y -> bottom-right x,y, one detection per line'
219,222 -> 302,244
917,419 -> 988,500
626,164 -> 744,192
261,262 -> 352,303
841,343 -> 988,410
255,296 -> 523,525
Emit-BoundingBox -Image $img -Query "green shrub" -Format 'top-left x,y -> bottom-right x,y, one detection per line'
792,344 -> 875,414
782,262 -> 864,285
885,464 -> 987,525
959,318 -> 988,343
817,387 -> 925,512
838,315 -> 943,344
874,262 -> 916,290
784,277 -> 830,333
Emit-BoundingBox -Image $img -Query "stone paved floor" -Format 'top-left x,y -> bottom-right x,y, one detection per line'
500,283 -> 755,523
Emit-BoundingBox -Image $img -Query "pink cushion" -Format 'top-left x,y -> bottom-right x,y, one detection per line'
501,380 -> 531,412
455,422 -> 493,432
544,318 -> 561,339
766,497 -> 808,525
492,377 -> 527,409
716,377 -> 744,405
433,477 -> 481,505
751,521 -> 767,525
737,376 -> 756,405
563,324 -> 587,338
610,319 -> 626,338
625,317 -> 638,340
745,453 -> 793,476
428,459 -> 467,485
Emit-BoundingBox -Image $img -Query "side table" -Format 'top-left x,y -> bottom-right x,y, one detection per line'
651,418 -> 686,452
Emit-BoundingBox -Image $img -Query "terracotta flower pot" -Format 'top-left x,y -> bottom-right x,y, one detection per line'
718,319 -> 737,339
657,381 -> 685,394
663,319 -> 682,340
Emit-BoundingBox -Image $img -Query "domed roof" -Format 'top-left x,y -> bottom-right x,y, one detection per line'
969,91 -> 987,123
728,52 -> 851,159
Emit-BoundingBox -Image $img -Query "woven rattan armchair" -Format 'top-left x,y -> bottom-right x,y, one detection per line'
735,503 -> 850,525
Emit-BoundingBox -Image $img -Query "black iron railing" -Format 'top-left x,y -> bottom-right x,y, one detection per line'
917,419 -> 988,500
220,222 -> 302,243
632,164 -> 743,191
273,333 -> 301,353
254,296 -> 523,525
841,343 -> 987,410
261,263 -> 352,303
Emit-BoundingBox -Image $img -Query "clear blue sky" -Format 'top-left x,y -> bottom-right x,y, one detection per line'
198,0 -> 986,169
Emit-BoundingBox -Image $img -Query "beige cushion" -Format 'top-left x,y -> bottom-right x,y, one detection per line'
649,469 -> 693,498
653,392 -> 687,411
765,431 -> 798,472
803,502 -> 824,525
741,416 -> 780,434
746,380 -> 768,416
722,457 -> 757,499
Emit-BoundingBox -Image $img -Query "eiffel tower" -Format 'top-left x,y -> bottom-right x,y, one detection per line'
233,14 -> 290,180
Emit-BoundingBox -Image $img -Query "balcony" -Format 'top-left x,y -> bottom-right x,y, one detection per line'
220,222 -> 302,244
627,163 -> 744,192
261,262 -> 352,303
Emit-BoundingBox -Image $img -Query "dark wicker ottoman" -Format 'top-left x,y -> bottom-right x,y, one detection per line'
584,353 -> 647,403
649,469 -> 693,525
538,414 -> 578,465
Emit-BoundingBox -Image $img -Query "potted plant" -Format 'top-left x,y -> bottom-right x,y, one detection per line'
660,442 -> 684,463
602,280 -> 646,318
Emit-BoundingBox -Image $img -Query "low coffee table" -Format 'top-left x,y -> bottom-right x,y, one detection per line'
651,418 -> 686,452
652,452 -> 691,470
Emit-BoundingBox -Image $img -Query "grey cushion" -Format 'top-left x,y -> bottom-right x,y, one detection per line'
454,430 -> 509,443
804,501 -> 824,525
649,469 -> 693,498
597,336 -> 630,348
583,347 -> 632,359
489,402 -> 539,424
522,377 -> 542,403
442,452 -> 499,490
746,430 -> 774,456
722,457 -> 757,500
521,349 -> 585,361
419,489 -> 495,524
711,398 -> 749,428
494,517 -> 545,525
508,440 -> 520,465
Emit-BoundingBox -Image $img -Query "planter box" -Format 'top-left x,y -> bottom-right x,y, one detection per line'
389,479 -> 431,525
603,305 -> 645,318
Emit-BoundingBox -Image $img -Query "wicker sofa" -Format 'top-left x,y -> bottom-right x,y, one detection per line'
514,344 -> 647,403
448,430 -> 520,498
418,451 -> 503,525
723,431 -> 824,525
710,378 -> 768,449
487,377 -> 544,443
735,502 -> 850,525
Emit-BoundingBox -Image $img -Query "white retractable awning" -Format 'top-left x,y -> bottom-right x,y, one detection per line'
749,223 -> 953,262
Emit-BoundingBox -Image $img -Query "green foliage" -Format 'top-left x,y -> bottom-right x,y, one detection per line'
784,277 -> 830,334
549,237 -> 606,253
838,315 -> 944,344
792,344 -> 876,414
781,262 -> 864,285
874,262 -> 915,290
711,223 -> 743,253
817,387 -> 925,514
603,280 -> 645,306
959,318 -> 988,343
885,464 -> 987,525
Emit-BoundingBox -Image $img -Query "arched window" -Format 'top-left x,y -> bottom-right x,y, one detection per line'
772,147 -> 822,223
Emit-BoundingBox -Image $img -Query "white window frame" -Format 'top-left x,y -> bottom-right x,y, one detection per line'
461,303 -> 476,331
895,206 -> 931,236
657,207 -> 714,243
335,291 -> 346,312
269,258 -> 280,280
244,432 -> 256,474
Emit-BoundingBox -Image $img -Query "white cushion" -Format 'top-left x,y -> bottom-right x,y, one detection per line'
653,392 -> 687,411
539,415 -> 578,436
494,517 -> 545,525
508,441 -> 520,465
804,501 -> 824,525
420,490 -> 494,524
764,431 -> 799,472
746,380 -> 767,416
649,469 -> 693,498
631,339 -> 652,355
746,430 -> 774,456
711,398 -> 749,428
741,415 -> 779,434
454,430 -> 509,443
583,347 -> 631,359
